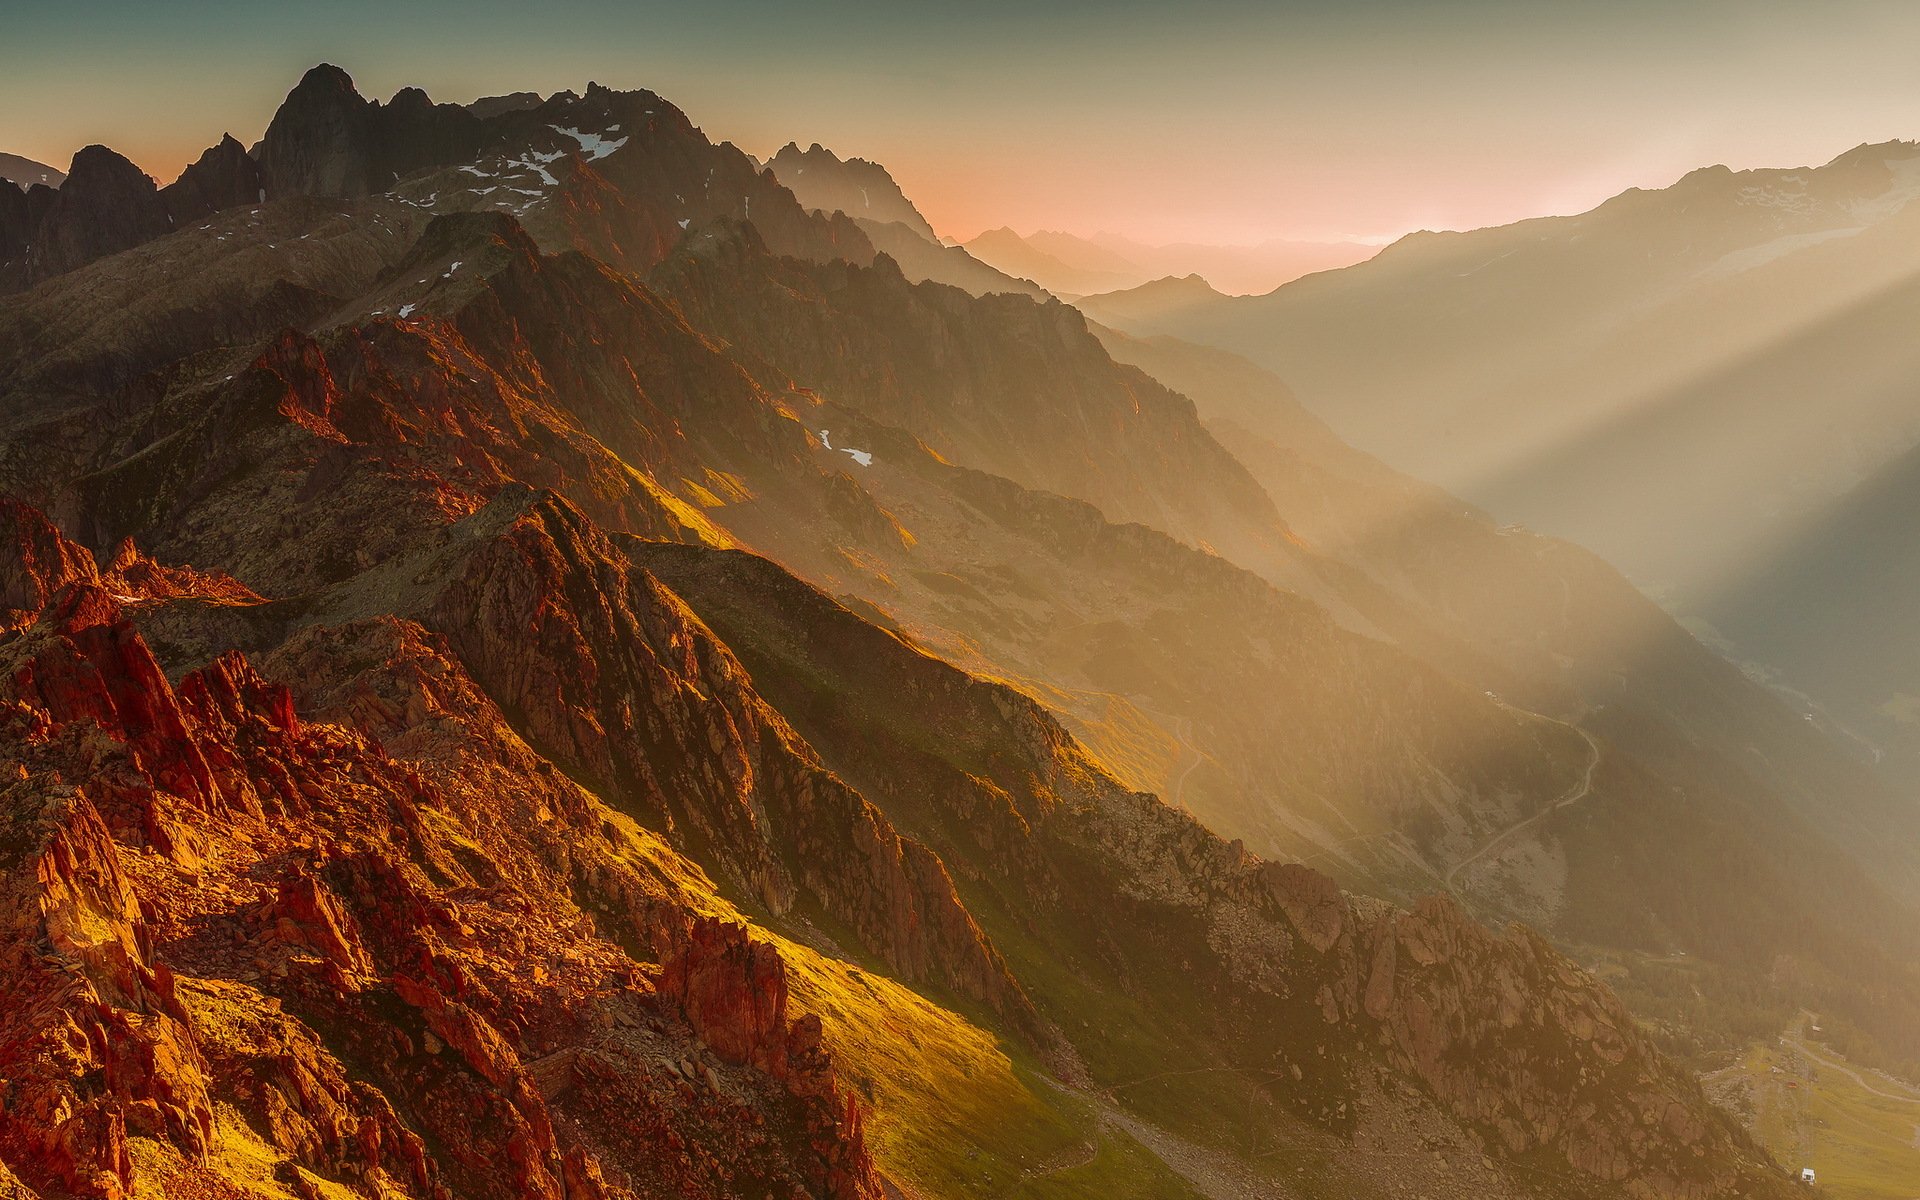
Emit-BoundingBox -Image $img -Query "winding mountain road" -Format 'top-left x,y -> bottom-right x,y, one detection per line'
1445,729 -> 1602,892
1129,699 -> 1208,810
1165,714 -> 1205,808
1787,1018 -> 1920,1106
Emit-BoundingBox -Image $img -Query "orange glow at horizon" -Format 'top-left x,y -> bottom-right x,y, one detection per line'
11,1 -> 1920,250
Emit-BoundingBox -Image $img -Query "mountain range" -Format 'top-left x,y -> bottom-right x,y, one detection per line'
963,228 -> 1378,297
1076,138 -> 1920,790
756,144 -> 1375,298
1,62 -> 1913,1200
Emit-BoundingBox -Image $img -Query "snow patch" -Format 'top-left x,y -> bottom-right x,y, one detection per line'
550,125 -> 629,161
1736,180 -> 1814,215
1847,153 -> 1920,222
1699,226 -> 1865,280
493,152 -> 558,185
397,303 -> 417,318
816,429 -> 874,467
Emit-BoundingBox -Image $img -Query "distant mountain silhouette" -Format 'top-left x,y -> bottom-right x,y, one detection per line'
968,226 -> 1376,296
768,140 -> 939,242
0,151 -> 64,189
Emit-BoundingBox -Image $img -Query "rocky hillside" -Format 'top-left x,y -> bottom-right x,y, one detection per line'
0,62 -> 1870,1198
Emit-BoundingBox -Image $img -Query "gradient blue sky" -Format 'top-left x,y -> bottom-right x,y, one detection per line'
8,0 -> 1920,244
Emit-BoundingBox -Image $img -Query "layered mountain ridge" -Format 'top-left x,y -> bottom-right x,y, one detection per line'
0,60 -> 1907,1198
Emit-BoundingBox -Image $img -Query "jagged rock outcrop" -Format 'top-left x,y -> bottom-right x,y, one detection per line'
0,518 -> 883,1199
303,488 -> 1044,1044
0,498 -> 100,628
253,63 -> 380,198
767,141 -> 941,244
161,133 -> 265,223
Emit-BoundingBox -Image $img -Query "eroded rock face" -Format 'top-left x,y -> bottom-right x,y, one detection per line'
334,488 -> 1043,1042
0,522 -> 882,1199
0,499 -> 101,628
1193,842 -> 1758,1200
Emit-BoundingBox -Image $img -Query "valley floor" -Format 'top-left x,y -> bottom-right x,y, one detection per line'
1704,1016 -> 1920,1199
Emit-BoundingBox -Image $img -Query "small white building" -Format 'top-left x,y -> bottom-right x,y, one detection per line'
1800,1167 -> 1817,1184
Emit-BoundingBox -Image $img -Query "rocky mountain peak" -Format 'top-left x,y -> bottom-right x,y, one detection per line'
467,90 -> 544,119
26,143 -> 171,280
161,132 -> 265,223
255,62 -> 376,198
386,84 -> 435,114
766,139 -> 940,245
293,60 -> 361,99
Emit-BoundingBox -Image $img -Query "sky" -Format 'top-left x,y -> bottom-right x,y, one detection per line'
9,0 -> 1920,246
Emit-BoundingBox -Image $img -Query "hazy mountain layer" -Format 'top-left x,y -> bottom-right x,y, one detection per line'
964,227 -> 1377,297
1077,139 -> 1920,791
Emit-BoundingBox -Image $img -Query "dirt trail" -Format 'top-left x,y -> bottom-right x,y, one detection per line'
1445,728 -> 1601,891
